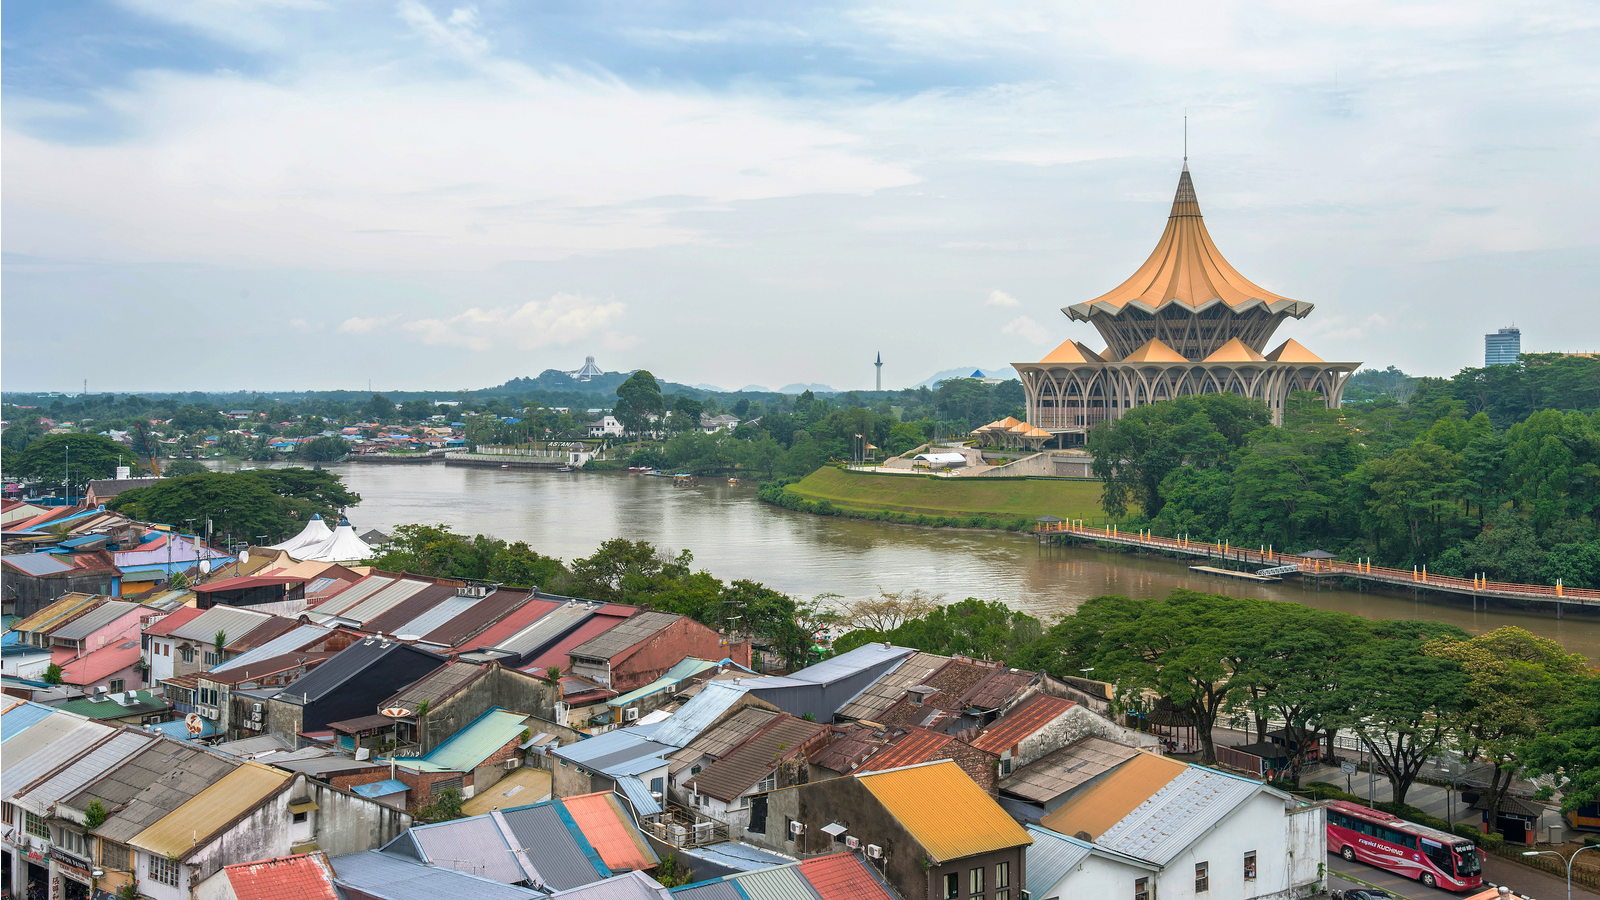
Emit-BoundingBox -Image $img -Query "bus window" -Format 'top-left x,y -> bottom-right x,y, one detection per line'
1453,845 -> 1481,877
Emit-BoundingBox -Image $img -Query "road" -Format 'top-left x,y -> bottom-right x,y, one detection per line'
1328,850 -> 1600,900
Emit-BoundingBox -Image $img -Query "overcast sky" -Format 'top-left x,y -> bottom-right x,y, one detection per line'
5,0 -> 1598,394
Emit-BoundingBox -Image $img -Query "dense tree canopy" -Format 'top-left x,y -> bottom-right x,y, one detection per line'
4,433 -> 128,493
107,469 -> 359,542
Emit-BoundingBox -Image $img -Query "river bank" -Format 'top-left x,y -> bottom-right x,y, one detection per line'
203,459 -> 1600,659
774,466 -> 1109,524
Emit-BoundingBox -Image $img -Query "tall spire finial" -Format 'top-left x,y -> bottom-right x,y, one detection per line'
1183,110 -> 1188,169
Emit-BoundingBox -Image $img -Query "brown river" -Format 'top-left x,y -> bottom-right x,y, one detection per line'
250,461 -> 1600,660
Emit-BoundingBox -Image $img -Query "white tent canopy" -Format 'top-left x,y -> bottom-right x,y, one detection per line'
914,452 -> 968,467
300,516 -> 373,564
268,513 -> 333,554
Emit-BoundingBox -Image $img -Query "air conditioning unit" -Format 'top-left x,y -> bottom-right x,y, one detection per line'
251,703 -> 263,714
624,708 -> 639,722
866,844 -> 883,859
503,758 -> 521,771
845,836 -> 860,850
790,821 -> 805,835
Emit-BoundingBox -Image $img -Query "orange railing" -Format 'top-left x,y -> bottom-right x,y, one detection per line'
1033,522 -> 1600,602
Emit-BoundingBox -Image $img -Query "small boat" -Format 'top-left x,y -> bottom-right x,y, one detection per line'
557,466 -> 573,472
501,464 -> 511,469
728,477 -> 739,485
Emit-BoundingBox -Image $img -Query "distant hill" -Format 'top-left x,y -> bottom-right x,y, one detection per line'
776,383 -> 839,395
912,366 -> 1015,389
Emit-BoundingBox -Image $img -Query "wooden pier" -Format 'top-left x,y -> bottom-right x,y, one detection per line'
1036,521 -> 1600,612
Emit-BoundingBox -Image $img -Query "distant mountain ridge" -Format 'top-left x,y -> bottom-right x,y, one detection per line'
911,366 -> 1015,388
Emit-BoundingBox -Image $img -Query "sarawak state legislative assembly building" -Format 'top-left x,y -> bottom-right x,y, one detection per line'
1012,165 -> 1360,445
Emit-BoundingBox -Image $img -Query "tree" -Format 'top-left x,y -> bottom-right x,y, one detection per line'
567,538 -> 686,603
44,663 -> 64,685
1331,620 -> 1469,805
1048,590 -> 1260,764
1088,394 -> 1268,519
163,459 -> 209,477
1423,627 -> 1588,832
841,589 -> 940,632
1353,441 -> 1468,564
614,371 -> 665,440
1524,672 -> 1600,815
6,433 -> 127,492
108,469 -> 358,542
361,394 -> 395,422
1241,604 -> 1368,784
296,436 -> 349,462
413,787 -> 463,823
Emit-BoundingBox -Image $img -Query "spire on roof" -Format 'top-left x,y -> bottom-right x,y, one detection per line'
1171,167 -> 1201,218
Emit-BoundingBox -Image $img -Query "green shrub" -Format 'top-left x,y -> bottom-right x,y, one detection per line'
1375,802 -> 1450,833
1453,823 -> 1482,841
1481,832 -> 1505,851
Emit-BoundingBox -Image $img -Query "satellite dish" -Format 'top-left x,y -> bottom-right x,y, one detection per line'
199,559 -> 212,574
185,713 -> 204,736
238,551 -> 249,564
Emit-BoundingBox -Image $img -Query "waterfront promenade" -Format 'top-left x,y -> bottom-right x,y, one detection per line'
1037,521 -> 1600,612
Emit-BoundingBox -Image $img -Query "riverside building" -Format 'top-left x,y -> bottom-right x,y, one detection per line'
1012,165 -> 1360,444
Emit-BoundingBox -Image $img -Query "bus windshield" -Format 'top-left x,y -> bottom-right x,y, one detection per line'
1453,845 -> 1481,877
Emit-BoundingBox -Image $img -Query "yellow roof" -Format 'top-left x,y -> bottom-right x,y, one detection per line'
13,593 -> 101,633
1025,426 -> 1053,437
1120,338 -> 1188,363
858,760 -> 1031,863
1265,338 -> 1325,363
1039,339 -> 1089,365
998,416 -> 1022,428
1202,337 -> 1267,363
461,766 -> 551,816
1039,751 -> 1186,841
1008,423 -> 1032,433
129,762 -> 290,859
1074,166 -> 1296,314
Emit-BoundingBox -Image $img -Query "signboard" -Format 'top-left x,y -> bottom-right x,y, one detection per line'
185,713 -> 205,736
1341,762 -> 1358,776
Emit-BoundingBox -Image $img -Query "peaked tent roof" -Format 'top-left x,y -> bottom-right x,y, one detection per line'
1201,337 -> 1268,363
1066,166 -> 1313,320
1265,338 -> 1326,363
1119,338 -> 1188,364
269,514 -> 334,555
299,517 -> 374,564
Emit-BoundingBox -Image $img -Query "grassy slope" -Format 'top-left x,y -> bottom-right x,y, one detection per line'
785,467 -> 1109,521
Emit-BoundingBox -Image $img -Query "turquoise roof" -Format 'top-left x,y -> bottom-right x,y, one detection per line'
607,658 -> 722,708
401,707 -> 527,773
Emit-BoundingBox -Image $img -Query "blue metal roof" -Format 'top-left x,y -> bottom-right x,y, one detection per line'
677,843 -> 795,874
2,553 -> 74,576
770,642 -> 915,685
354,779 -> 408,798
647,681 -> 749,748
614,775 -> 661,816
552,730 -> 676,776
1023,824 -> 1093,896
673,881 -> 749,900
608,659 -> 723,708
1,701 -> 53,740
330,850 -> 544,900
149,717 -> 218,739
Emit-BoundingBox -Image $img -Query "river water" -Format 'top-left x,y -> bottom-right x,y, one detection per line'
245,461 -> 1600,659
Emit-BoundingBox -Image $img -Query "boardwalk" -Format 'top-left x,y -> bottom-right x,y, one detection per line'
1036,521 -> 1600,611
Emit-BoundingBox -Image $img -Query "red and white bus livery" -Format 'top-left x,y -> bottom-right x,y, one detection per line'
1326,801 -> 1483,892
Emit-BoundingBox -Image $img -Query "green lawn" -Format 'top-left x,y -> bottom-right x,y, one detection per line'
785,467 -> 1109,521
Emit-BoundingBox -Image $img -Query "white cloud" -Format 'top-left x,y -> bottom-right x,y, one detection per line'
986,289 -> 1021,307
1001,315 -> 1052,345
337,314 -> 396,335
289,318 -> 312,333
402,293 -> 625,352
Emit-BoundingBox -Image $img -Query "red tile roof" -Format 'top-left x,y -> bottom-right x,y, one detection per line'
800,852 -> 896,900
224,852 -> 339,900
970,694 -> 1076,754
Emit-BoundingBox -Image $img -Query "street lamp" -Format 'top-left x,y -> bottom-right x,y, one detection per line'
1523,845 -> 1600,900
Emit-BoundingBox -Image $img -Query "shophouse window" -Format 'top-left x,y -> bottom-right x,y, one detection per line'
149,853 -> 180,886
970,866 -> 985,896
943,872 -> 960,899
995,862 -> 1009,889
1244,850 -> 1257,880
102,842 -> 131,871
1195,861 -> 1209,892
25,811 -> 49,838
1133,877 -> 1149,900
108,678 -> 126,693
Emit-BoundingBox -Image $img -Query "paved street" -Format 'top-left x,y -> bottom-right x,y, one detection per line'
1327,846 -> 1600,899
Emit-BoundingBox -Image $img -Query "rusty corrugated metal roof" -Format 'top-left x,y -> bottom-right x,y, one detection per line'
969,694 -> 1076,754
562,792 -> 659,872
798,853 -> 895,900
857,759 -> 1031,863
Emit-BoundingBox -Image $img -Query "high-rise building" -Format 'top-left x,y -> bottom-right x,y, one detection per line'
1008,164 -> 1360,446
1485,327 -> 1521,367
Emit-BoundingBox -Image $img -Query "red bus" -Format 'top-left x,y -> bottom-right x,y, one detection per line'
1326,800 -> 1482,892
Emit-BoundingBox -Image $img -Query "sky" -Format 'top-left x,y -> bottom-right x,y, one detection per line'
4,0 -> 1598,394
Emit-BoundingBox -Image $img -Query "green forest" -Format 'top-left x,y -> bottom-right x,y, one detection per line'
1088,355 -> 1600,588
